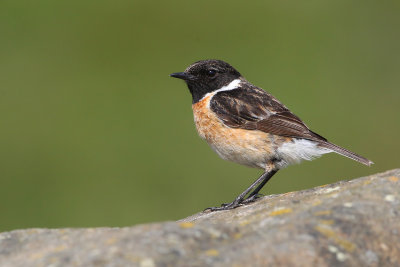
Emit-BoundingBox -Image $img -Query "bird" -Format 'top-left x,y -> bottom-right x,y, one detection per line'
170,59 -> 373,211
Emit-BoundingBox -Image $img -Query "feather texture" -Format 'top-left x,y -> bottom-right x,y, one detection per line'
210,80 -> 373,166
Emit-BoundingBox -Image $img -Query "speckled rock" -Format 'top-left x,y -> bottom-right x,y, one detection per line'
0,169 -> 399,267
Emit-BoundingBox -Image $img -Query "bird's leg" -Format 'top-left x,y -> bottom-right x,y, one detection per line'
205,169 -> 278,211
240,193 -> 264,204
242,169 -> 278,203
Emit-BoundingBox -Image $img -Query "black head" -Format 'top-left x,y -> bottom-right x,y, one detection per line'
170,59 -> 242,103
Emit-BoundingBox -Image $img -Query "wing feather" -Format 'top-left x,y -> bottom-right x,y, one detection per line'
210,85 -> 327,142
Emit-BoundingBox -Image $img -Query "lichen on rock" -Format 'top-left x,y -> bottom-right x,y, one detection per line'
1,169 -> 399,266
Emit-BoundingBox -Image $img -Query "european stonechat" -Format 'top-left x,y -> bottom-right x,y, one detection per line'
170,59 -> 373,211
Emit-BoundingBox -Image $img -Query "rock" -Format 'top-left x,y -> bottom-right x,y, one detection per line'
0,169 -> 399,267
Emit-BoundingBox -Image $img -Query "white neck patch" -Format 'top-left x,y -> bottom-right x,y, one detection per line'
214,79 -> 241,94
200,79 -> 241,102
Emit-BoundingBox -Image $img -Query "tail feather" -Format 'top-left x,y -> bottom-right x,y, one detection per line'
319,141 -> 373,166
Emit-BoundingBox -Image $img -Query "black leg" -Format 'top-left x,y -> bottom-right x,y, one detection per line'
241,169 -> 277,204
205,169 -> 278,211
247,170 -> 277,199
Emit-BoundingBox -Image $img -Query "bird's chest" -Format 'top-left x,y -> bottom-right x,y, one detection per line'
191,95 -> 273,169
192,94 -> 227,143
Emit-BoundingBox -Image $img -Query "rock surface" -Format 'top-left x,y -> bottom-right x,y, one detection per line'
1,169 -> 399,267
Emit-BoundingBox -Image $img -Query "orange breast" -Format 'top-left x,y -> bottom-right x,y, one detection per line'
192,94 -> 280,169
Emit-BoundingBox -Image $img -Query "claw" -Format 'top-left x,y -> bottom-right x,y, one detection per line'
203,201 -> 243,212
242,193 -> 264,204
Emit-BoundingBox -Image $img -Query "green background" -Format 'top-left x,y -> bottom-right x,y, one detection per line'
1,1 -> 399,232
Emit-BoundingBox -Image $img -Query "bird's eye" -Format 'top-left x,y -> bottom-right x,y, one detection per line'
207,69 -> 217,77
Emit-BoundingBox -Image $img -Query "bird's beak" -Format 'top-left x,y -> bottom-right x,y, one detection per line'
170,72 -> 194,81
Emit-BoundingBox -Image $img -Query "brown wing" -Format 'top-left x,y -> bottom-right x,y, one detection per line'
210,85 -> 327,142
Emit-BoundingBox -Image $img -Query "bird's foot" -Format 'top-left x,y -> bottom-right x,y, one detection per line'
204,200 -> 242,212
242,193 -> 264,204
203,194 -> 264,212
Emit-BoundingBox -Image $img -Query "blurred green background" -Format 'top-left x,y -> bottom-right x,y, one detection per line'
0,0 -> 399,232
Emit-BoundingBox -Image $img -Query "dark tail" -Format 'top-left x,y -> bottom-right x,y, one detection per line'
319,141 -> 373,166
